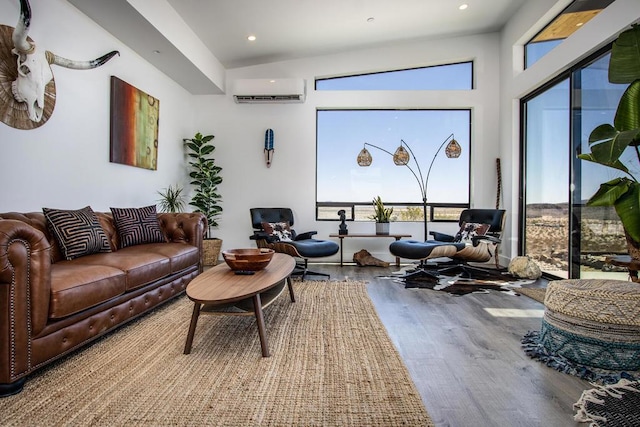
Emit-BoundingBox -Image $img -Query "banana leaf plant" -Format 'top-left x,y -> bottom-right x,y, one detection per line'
578,25 -> 640,254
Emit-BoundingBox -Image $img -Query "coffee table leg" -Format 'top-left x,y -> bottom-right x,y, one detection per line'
286,277 -> 296,302
184,303 -> 201,354
253,294 -> 270,357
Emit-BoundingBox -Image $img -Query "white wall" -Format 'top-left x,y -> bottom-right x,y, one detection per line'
193,33 -> 503,263
5,0 -> 635,266
499,0 -> 640,265
0,0 -> 195,213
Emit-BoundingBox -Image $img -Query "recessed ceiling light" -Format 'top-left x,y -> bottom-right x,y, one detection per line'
367,17 -> 375,23
247,35 -> 256,41
459,4 -> 468,10
576,22 -> 584,27
153,50 -> 161,54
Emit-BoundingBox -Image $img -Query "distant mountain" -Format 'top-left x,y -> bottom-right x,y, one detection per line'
526,202 -> 619,221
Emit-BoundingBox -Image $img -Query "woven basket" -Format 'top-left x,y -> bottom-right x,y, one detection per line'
203,238 -> 222,266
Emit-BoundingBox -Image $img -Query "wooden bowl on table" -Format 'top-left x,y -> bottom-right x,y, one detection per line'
222,248 -> 275,272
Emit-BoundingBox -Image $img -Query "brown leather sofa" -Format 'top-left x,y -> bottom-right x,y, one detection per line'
0,211 -> 206,396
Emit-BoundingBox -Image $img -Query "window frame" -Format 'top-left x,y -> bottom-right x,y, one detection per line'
519,42 -> 629,280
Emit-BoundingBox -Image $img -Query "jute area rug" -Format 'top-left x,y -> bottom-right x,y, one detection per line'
0,280 -> 432,426
517,286 -> 546,304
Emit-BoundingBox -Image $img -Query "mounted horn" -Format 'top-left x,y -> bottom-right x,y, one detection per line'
46,51 -> 120,69
5,0 -> 120,125
11,0 -> 32,54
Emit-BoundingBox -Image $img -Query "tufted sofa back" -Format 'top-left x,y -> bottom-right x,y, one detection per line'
0,211 -> 204,264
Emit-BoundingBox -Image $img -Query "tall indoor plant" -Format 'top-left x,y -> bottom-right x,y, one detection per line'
578,25 -> 640,260
185,132 -> 223,265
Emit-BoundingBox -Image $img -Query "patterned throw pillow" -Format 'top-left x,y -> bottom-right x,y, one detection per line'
110,205 -> 166,248
43,206 -> 111,260
261,221 -> 293,242
454,222 -> 491,244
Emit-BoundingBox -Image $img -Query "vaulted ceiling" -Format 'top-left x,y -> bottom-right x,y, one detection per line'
68,0 -> 529,94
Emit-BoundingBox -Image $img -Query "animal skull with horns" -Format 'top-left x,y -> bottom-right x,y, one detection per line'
10,0 -> 119,123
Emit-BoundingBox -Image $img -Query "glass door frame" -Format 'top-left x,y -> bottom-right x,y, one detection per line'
519,44 -> 615,280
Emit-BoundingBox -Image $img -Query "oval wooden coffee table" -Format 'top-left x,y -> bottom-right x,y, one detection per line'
183,253 -> 296,357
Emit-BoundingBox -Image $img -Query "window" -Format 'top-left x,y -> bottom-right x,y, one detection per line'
317,109 -> 470,221
525,0 -> 615,69
521,46 -> 630,280
316,62 -> 473,90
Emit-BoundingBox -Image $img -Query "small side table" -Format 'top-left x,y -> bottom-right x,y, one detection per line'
329,233 -> 411,267
605,255 -> 640,283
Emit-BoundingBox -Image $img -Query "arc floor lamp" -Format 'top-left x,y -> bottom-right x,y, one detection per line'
356,134 -> 462,241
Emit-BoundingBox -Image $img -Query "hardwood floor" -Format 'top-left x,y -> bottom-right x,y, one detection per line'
307,263 -> 589,427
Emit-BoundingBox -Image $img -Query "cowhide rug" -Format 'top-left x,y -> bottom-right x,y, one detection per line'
386,264 -> 536,296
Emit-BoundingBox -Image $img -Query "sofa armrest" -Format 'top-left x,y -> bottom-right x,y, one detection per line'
159,213 -> 207,245
158,213 -> 207,268
0,219 -> 52,385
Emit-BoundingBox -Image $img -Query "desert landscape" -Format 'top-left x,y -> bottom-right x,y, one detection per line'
319,203 -> 628,277
525,203 -> 627,276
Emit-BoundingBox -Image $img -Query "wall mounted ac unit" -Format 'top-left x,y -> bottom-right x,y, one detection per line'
232,78 -> 306,104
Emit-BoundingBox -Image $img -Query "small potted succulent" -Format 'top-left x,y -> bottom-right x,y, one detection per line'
370,196 -> 393,235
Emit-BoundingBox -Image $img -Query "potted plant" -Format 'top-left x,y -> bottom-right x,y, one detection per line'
184,132 -> 223,265
578,25 -> 640,260
156,184 -> 186,213
370,196 -> 393,235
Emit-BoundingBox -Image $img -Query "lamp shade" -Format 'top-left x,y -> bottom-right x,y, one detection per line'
445,138 -> 462,158
393,146 -> 410,165
357,147 -> 372,166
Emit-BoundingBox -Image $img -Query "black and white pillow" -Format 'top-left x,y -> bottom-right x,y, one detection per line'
453,222 -> 491,244
43,206 -> 111,260
261,221 -> 293,242
110,205 -> 166,248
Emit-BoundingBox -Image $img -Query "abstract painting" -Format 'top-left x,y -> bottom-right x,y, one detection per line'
110,76 -> 159,170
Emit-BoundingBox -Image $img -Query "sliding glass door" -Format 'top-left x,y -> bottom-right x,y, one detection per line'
574,52 -> 629,279
521,48 -> 630,279
523,79 -> 570,278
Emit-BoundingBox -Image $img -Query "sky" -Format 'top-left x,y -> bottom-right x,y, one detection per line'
317,109 -> 470,204
316,63 -> 472,206
525,52 -> 635,205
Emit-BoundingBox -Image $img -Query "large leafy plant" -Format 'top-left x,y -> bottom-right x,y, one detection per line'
184,132 -> 222,237
578,25 -> 640,246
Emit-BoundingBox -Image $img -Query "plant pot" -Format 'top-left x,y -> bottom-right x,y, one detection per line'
625,230 -> 640,261
203,238 -> 223,266
376,222 -> 390,235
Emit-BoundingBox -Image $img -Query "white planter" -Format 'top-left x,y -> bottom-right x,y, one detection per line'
376,222 -> 390,235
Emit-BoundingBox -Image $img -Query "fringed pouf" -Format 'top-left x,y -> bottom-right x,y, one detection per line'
522,279 -> 640,384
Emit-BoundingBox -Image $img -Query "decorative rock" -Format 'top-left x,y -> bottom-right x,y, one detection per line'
508,256 -> 542,279
353,249 -> 389,267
